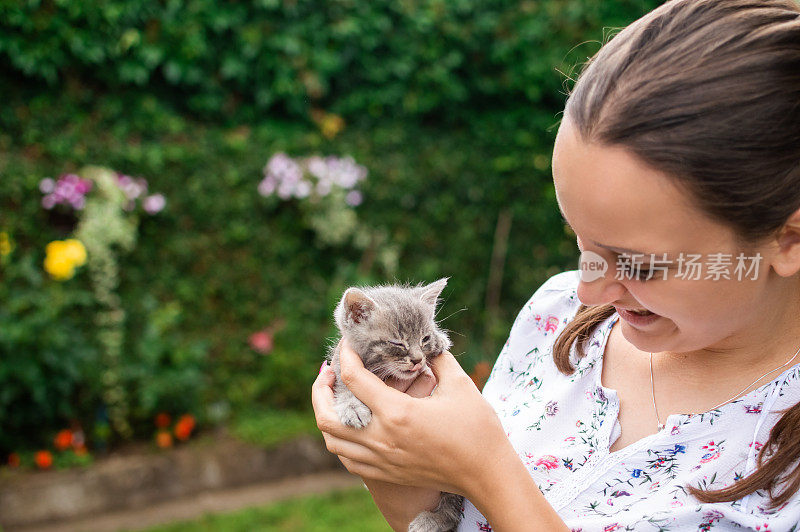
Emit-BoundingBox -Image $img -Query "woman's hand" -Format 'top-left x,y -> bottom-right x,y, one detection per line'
323,360 -> 443,531
312,342 -> 569,531
311,340 -> 509,498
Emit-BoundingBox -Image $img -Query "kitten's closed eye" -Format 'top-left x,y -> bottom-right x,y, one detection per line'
387,340 -> 406,348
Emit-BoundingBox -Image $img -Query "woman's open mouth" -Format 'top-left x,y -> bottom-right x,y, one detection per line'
616,306 -> 660,326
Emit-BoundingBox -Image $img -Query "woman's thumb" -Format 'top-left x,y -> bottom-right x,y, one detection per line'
428,351 -> 469,387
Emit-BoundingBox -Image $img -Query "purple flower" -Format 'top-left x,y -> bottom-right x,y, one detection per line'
345,190 -> 363,207
316,179 -> 332,197
328,156 -> 367,189
42,195 -> 57,209
116,174 -> 147,200
260,153 -> 368,204
257,175 -> 277,196
143,194 -> 166,214
39,178 -> 55,194
294,180 -> 312,199
40,174 -> 93,211
545,400 -> 559,417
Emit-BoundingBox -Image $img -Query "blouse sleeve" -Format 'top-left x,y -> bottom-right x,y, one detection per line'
481,270 -> 581,403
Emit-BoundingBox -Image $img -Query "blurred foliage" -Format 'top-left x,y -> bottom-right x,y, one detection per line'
0,0 -> 661,456
229,408 -> 320,450
0,254 -> 98,453
0,0 -> 658,120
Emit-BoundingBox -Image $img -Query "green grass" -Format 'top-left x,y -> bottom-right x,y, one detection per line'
133,487 -> 391,532
228,408 -> 321,449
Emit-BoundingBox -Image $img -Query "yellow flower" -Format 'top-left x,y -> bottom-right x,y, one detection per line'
320,113 -> 345,139
44,239 -> 88,280
62,239 -> 87,266
310,108 -> 345,139
0,231 -> 12,257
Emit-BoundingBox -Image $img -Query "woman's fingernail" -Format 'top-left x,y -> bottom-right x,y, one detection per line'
319,361 -> 328,374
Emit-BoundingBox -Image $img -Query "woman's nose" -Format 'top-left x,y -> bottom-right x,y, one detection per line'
576,270 -> 627,307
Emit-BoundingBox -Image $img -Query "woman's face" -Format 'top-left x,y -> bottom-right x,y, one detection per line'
552,115 -> 785,356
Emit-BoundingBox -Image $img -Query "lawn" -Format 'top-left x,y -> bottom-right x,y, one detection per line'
133,487 -> 391,532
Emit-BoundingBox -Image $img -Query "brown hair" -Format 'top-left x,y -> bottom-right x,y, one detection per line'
554,0 -> 800,509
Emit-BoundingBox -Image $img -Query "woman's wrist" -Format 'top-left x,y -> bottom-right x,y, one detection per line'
464,439 -> 568,532
363,477 -> 442,532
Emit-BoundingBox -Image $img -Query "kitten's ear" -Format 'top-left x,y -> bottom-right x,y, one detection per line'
418,277 -> 448,307
343,288 -> 377,324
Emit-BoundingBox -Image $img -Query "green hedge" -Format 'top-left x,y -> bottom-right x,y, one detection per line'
0,0 -> 659,120
0,0 -> 661,455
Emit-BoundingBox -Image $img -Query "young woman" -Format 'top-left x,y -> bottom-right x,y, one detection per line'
312,0 -> 800,529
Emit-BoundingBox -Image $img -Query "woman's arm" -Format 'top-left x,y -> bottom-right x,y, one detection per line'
311,343 -> 569,531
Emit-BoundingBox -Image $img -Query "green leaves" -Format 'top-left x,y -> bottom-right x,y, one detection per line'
0,0 -> 660,119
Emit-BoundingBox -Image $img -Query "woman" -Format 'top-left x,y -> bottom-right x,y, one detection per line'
312,0 -> 800,529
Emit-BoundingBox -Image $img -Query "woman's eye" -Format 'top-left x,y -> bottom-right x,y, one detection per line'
422,335 -> 431,343
620,264 -> 652,281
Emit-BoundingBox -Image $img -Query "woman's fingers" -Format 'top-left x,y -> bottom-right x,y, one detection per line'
311,366 -> 368,443
320,429 -> 380,464
405,367 -> 437,398
311,366 -> 339,430
339,340 -> 409,412
338,455 -> 392,483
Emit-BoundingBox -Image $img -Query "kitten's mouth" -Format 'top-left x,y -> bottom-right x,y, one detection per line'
395,364 -> 426,381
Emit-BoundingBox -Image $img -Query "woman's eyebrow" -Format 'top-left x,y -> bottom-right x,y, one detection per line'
559,209 -> 667,259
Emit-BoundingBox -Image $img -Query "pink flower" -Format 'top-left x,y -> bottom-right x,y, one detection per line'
534,455 -> 559,471
249,330 -> 274,354
143,194 -> 166,214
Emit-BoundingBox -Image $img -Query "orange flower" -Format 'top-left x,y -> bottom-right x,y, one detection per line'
155,431 -> 173,448
54,429 -> 73,451
7,453 -> 20,467
155,412 -> 171,428
174,414 -> 196,441
35,450 -> 53,469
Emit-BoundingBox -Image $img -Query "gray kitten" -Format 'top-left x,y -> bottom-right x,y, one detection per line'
327,278 -> 464,532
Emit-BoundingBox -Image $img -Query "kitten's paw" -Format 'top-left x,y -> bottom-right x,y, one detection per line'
337,401 -> 372,429
408,512 -> 450,532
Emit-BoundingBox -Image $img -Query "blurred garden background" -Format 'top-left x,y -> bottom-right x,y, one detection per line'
0,0 -> 660,529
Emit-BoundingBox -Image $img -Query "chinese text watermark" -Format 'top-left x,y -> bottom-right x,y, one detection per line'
578,251 -> 762,282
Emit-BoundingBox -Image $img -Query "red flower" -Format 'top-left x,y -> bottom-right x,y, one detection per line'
248,329 -> 274,354
155,412 -> 171,428
35,450 -> 53,469
54,429 -> 73,451
7,453 -> 20,467
174,414 -> 196,441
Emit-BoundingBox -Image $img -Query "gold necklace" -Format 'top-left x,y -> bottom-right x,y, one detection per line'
649,345 -> 800,432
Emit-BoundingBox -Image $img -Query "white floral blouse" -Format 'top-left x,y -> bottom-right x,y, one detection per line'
457,270 -> 800,532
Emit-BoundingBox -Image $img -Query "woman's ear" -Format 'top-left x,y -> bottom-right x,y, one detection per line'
771,206 -> 800,277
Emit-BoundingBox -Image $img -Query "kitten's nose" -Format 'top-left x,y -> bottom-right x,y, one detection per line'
409,354 -> 424,365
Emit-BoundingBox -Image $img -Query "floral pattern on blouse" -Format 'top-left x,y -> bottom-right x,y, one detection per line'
457,270 -> 800,532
